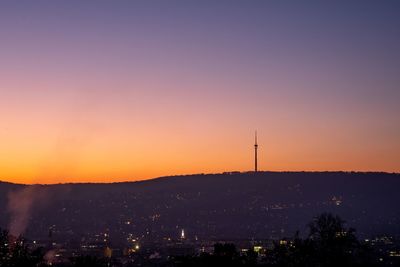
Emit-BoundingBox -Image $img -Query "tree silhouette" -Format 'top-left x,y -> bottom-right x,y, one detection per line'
0,228 -> 45,267
265,213 -> 378,267
308,213 -> 358,266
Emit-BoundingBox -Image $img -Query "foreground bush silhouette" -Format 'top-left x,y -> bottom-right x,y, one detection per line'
171,213 -> 379,267
0,229 -> 111,267
265,213 -> 377,267
0,228 -> 45,267
0,214 -> 384,266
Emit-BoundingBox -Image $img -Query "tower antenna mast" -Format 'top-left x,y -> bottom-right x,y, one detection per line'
254,131 -> 258,172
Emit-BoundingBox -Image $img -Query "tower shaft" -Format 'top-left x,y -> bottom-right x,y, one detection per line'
254,131 -> 258,172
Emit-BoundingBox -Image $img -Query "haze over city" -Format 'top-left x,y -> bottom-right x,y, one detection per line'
1,1 -> 399,184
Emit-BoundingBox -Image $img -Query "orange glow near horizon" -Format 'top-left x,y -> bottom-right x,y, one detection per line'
1,112 -> 399,185
1,81 -> 399,184
1,79 -> 399,184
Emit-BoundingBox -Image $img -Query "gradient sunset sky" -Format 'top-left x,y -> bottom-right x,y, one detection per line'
1,1 -> 399,184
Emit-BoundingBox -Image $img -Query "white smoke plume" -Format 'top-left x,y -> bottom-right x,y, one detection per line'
7,185 -> 48,237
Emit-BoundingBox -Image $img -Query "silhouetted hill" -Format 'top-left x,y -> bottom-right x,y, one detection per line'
1,172 -> 399,244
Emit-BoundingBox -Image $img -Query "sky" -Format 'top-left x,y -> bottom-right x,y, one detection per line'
0,1 -> 399,184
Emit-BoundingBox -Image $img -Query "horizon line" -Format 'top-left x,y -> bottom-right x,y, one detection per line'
1,170 -> 399,186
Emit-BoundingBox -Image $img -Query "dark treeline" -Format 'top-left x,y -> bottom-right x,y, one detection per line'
0,229 -> 45,267
173,213 -> 383,267
0,213 -> 398,267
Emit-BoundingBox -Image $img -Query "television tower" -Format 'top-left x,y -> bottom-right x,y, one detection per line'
254,131 -> 258,172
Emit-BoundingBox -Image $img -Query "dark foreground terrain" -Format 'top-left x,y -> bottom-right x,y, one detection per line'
0,172 -> 399,266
